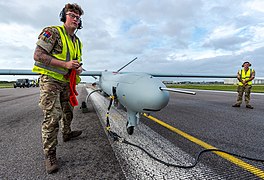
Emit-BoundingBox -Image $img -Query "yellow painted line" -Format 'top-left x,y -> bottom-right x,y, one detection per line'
144,113 -> 264,179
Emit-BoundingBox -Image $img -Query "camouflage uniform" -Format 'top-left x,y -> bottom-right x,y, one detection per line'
37,27 -> 62,55
37,27 -> 73,155
236,85 -> 252,106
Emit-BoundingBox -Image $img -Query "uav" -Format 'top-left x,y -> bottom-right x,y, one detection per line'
0,58 -> 235,135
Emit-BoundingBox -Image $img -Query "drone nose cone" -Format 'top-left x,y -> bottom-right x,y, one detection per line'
116,74 -> 169,113
141,80 -> 169,112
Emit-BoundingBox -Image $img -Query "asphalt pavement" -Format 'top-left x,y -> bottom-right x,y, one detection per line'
1,85 -> 264,179
0,86 -> 125,180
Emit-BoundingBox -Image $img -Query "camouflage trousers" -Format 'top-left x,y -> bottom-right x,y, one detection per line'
39,75 -> 73,155
235,85 -> 252,105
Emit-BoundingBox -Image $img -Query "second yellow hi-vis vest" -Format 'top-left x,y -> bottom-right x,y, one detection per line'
238,68 -> 254,86
32,25 -> 82,83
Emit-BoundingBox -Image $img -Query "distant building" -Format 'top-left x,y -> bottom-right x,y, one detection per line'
224,78 -> 264,85
162,81 -> 174,84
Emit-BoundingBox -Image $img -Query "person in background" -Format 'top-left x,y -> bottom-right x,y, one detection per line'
32,3 -> 84,174
232,61 -> 255,109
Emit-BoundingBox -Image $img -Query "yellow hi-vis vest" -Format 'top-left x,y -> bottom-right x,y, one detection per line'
238,68 -> 254,86
32,25 -> 82,84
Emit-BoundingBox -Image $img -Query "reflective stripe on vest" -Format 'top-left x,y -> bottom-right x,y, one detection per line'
239,68 -> 253,86
32,25 -> 82,82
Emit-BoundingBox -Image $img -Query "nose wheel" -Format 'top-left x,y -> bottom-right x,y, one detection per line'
127,126 -> 134,135
126,122 -> 134,135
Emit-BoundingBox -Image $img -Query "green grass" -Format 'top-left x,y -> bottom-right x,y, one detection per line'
0,83 -> 13,88
166,84 -> 264,93
1,81 -> 264,93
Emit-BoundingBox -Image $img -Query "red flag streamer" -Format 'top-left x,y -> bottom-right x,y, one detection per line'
69,69 -> 78,106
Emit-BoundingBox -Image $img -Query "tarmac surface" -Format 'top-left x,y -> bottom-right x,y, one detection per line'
86,88 -> 227,179
1,85 -> 264,179
0,85 -> 125,180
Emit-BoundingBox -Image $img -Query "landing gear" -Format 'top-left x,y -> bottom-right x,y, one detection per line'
126,122 -> 134,135
127,126 -> 134,135
80,101 -> 88,113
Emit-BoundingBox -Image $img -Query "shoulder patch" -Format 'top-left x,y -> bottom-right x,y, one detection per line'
43,31 -> 52,38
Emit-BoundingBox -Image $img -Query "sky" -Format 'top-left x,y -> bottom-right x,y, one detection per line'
0,0 -> 264,82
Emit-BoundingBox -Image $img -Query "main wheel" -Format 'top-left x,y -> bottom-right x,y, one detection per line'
81,101 -> 88,113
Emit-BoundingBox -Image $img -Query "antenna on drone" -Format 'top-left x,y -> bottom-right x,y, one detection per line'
116,57 -> 137,73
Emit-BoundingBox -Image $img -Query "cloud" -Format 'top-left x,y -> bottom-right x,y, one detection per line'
247,0 -> 264,13
0,0 -> 264,82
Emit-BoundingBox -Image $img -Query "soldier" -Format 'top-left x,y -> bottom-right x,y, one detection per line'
232,61 -> 255,109
32,3 -> 84,173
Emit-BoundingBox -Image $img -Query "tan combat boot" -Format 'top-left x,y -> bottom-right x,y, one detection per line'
63,130 -> 82,142
45,150 -> 58,174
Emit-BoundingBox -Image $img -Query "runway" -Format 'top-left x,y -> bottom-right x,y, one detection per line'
0,86 -> 125,180
88,87 -> 264,179
0,85 -> 263,179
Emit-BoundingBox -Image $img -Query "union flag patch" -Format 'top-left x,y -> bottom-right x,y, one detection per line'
43,31 -> 51,38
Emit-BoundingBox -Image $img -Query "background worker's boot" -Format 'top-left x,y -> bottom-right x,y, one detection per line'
63,130 -> 82,142
45,150 -> 58,174
246,105 -> 254,109
232,104 -> 240,107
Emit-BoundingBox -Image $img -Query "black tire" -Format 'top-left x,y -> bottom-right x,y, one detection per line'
126,123 -> 134,135
81,101 -> 88,113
